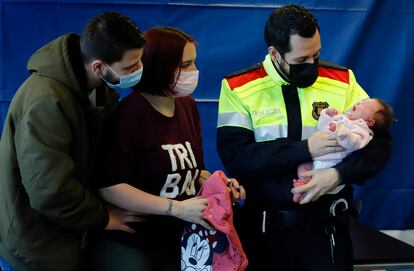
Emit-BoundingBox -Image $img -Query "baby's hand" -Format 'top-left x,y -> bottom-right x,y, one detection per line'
325,108 -> 338,117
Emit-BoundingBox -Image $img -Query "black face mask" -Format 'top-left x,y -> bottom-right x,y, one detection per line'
278,55 -> 319,88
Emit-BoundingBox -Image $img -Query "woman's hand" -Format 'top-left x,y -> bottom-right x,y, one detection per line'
172,197 -> 213,230
227,178 -> 246,202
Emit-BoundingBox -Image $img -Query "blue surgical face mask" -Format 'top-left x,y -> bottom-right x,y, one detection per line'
101,64 -> 143,89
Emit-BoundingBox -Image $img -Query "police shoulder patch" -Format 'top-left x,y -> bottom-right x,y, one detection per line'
312,102 -> 329,120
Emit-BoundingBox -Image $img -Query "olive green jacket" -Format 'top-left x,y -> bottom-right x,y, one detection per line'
0,33 -> 117,271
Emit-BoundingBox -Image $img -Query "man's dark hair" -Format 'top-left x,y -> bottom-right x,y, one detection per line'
133,27 -> 195,96
264,4 -> 319,56
80,12 -> 145,64
372,98 -> 394,133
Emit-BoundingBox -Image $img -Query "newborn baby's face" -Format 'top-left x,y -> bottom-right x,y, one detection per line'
345,98 -> 381,122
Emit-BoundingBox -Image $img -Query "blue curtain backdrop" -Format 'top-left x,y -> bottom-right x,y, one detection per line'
0,0 -> 413,230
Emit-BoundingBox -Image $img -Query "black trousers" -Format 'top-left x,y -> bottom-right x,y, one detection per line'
236,207 -> 354,271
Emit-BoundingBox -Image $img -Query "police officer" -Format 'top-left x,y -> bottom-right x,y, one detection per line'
216,4 -> 392,271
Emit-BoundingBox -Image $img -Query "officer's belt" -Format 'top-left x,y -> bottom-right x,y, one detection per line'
264,200 -> 356,229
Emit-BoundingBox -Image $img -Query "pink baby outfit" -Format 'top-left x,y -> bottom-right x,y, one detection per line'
181,170 -> 248,271
315,108 -> 373,168
293,108 -> 374,198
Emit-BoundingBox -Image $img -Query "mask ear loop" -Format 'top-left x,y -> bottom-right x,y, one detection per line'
278,52 -> 289,66
171,69 -> 181,91
272,51 -> 291,82
105,64 -> 121,78
100,64 -> 121,87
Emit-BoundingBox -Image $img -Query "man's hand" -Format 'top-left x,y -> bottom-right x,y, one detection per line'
105,204 -> 146,233
291,168 -> 341,204
308,130 -> 345,157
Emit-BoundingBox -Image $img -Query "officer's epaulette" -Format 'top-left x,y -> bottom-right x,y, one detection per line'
224,63 -> 268,90
224,62 -> 262,79
318,60 -> 350,84
319,60 -> 348,71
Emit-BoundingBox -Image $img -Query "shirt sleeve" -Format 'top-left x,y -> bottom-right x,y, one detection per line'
344,70 -> 369,110
15,96 -> 108,231
217,79 -> 253,130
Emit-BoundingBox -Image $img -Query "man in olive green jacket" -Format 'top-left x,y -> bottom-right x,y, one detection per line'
0,12 -> 145,271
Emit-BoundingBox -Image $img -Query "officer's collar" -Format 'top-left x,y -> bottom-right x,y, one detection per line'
263,54 -> 290,86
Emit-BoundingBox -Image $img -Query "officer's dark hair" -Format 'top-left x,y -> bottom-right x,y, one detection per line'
264,5 -> 320,56
80,12 -> 145,64
133,26 -> 195,96
372,98 -> 394,133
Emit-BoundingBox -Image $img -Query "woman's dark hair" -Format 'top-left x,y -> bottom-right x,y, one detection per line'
80,12 -> 145,64
264,5 -> 319,56
133,26 -> 195,96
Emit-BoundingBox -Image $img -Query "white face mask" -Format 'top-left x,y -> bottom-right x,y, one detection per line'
173,70 -> 199,97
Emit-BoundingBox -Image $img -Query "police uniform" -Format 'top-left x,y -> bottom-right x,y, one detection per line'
216,55 -> 392,270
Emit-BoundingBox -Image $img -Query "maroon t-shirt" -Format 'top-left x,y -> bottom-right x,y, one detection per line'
100,91 -> 205,250
105,91 -> 204,197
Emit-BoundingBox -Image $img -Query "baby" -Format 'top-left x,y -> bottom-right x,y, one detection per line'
293,98 -> 393,203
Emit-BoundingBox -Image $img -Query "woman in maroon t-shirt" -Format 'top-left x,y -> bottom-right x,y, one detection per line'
89,27 -> 245,270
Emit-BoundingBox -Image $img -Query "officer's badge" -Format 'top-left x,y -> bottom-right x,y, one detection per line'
312,102 -> 329,120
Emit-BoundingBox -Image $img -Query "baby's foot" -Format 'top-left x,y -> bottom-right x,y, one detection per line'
292,179 -> 307,203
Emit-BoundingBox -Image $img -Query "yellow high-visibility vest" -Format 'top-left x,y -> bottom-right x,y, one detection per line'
217,54 -> 369,142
